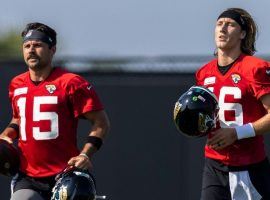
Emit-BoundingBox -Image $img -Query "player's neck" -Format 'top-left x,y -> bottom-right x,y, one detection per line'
29,65 -> 54,82
217,48 -> 242,66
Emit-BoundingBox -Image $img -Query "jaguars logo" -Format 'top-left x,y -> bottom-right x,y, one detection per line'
59,186 -> 68,200
51,185 -> 68,200
231,74 -> 241,84
174,101 -> 182,120
45,84 -> 56,94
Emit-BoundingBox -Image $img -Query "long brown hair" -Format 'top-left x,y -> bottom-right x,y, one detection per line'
215,8 -> 258,56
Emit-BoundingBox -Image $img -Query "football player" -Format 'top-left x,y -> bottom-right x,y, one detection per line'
0,22 -> 110,200
196,8 -> 270,199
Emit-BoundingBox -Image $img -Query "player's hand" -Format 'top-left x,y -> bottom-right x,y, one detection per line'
207,127 -> 238,150
67,154 -> 93,170
0,135 -> 13,144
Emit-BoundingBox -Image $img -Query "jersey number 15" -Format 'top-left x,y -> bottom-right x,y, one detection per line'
17,96 -> 59,141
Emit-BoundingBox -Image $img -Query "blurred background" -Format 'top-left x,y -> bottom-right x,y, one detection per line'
1,0 -> 270,199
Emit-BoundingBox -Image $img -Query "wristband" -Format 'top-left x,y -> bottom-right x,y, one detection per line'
86,136 -> 103,150
8,123 -> 20,136
235,123 -> 256,140
79,153 -> 90,160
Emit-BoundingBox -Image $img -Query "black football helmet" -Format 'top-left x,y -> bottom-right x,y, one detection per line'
0,139 -> 20,176
51,167 -> 96,200
173,86 -> 219,137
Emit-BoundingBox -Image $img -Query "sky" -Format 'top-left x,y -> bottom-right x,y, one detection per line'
1,0 -> 270,57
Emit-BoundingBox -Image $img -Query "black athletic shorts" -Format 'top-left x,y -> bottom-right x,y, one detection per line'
201,157 -> 270,200
11,172 -> 56,200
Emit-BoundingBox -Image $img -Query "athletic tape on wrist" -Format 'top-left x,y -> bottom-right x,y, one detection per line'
235,123 -> 256,140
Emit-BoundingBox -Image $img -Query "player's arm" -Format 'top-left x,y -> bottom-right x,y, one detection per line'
252,93 -> 270,135
0,118 -> 20,143
208,93 -> 270,150
80,110 -> 110,158
68,110 -> 110,169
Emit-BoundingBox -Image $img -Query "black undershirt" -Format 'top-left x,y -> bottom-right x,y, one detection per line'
31,80 -> 42,85
218,59 -> 238,75
30,67 -> 56,85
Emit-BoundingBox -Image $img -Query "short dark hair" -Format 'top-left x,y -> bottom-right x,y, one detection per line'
21,22 -> 57,48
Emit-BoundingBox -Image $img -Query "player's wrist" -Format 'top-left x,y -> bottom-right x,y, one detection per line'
79,153 -> 90,160
6,123 -> 19,139
235,123 -> 256,140
80,142 -> 100,161
0,135 -> 13,144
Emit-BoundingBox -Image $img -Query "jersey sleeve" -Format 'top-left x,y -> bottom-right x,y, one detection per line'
250,61 -> 270,99
8,81 -> 19,119
67,75 -> 104,118
195,63 -> 210,86
195,68 -> 204,86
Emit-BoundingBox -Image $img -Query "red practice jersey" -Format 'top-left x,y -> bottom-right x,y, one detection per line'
9,67 -> 104,177
196,54 -> 270,166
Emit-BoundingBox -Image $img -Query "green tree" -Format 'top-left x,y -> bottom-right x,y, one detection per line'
0,30 -> 22,59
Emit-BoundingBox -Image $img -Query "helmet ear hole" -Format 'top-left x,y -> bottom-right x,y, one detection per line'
173,86 -> 219,137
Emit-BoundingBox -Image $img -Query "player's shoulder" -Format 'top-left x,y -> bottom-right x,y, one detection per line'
10,71 -> 29,87
240,54 -> 268,69
53,67 -> 88,88
238,55 -> 270,81
54,67 -> 84,80
196,58 -> 217,79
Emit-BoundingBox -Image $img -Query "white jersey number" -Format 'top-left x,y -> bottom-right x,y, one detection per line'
209,86 -> 243,127
17,96 -> 59,141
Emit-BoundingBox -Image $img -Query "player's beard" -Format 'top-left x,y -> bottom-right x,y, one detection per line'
26,55 -> 48,71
